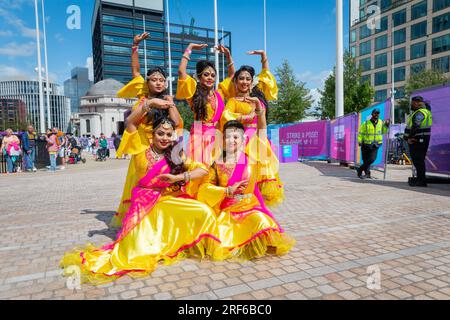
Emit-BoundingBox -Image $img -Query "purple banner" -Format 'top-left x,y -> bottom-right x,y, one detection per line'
329,113 -> 358,163
279,121 -> 328,159
413,85 -> 450,175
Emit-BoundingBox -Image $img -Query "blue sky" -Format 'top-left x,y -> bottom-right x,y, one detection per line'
0,0 -> 350,104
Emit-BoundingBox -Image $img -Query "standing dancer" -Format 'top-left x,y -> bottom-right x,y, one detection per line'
112,32 -> 182,227
176,43 -> 235,166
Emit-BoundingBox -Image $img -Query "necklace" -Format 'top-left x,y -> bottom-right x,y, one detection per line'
150,145 -> 164,161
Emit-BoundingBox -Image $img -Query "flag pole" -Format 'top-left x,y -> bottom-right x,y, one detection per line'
34,0 -> 45,134
41,0 -> 51,129
214,0 -> 219,87
166,0 -> 173,95
143,15 -> 148,74
263,0 -> 267,53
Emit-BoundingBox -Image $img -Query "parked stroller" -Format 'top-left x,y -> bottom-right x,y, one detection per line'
68,146 -> 86,164
96,147 -> 108,162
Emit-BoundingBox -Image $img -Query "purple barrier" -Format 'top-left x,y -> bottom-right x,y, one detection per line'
279,120 -> 329,160
329,113 -> 358,163
413,85 -> 450,175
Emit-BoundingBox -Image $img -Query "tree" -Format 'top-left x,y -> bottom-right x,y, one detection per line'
397,69 -> 450,117
316,52 -> 374,119
269,60 -> 313,124
176,101 -> 194,132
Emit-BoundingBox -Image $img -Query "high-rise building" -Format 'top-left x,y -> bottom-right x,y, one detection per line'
0,98 -> 27,131
64,67 -> 93,114
92,0 -> 232,91
0,80 -> 71,133
349,0 -> 450,121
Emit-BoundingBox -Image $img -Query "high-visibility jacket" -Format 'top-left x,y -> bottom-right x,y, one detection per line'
358,119 -> 388,145
404,108 -> 432,139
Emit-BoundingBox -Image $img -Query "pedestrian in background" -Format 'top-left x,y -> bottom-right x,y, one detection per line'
357,109 -> 390,179
45,129 -> 59,172
22,125 -> 37,172
1,128 -> 21,174
112,132 -> 122,159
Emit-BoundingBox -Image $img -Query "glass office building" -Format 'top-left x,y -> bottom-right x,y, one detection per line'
64,67 -> 93,114
92,0 -> 232,92
350,0 -> 450,120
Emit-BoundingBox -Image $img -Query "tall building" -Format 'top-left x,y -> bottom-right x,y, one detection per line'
349,0 -> 450,121
92,0 -> 232,91
0,80 -> 71,133
64,67 -> 93,114
0,98 -> 27,131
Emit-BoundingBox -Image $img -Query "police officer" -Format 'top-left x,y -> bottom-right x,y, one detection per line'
404,96 -> 433,187
357,108 -> 390,179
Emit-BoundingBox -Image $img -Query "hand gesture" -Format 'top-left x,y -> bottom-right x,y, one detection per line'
157,174 -> 180,184
216,45 -> 231,55
247,50 -> 266,56
230,180 -> 249,195
189,43 -> 208,51
148,98 -> 173,110
244,96 -> 261,109
134,32 -> 149,45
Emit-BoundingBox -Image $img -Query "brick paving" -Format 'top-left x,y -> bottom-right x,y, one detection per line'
0,157 -> 450,300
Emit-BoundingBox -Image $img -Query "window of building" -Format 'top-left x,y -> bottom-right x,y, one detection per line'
395,87 -> 405,99
375,16 -> 389,34
411,1 -> 427,20
375,90 -> 387,102
433,12 -> 450,33
375,34 -> 388,51
86,119 -> 91,133
375,71 -> 388,85
103,34 -> 133,45
103,25 -> 134,35
433,0 -> 450,12
394,67 -> 406,82
104,45 -> 130,55
411,61 -> 427,74
432,34 -> 450,53
102,15 -> 132,25
351,30 -> 357,42
380,0 -> 392,11
411,21 -> 427,40
411,42 -> 427,59
393,9 -> 406,27
360,25 -> 372,39
432,56 -> 450,72
394,47 -> 406,63
351,46 -> 357,57
360,57 -> 372,71
375,53 -> 388,68
394,28 -> 406,45
360,40 -> 372,56
361,74 -> 371,85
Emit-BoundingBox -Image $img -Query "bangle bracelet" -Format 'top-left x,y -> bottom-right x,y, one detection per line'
132,46 -> 138,53
228,61 -> 234,67
184,49 -> 192,55
182,55 -> 191,61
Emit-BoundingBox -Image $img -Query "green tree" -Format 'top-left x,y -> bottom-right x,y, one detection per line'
398,69 -> 450,116
269,60 -> 313,124
316,52 -> 374,119
176,101 -> 194,132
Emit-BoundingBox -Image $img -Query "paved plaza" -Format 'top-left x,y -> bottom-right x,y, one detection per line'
0,157 -> 450,300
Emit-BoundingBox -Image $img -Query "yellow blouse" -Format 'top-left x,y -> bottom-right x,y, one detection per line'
220,98 -> 256,130
219,68 -> 278,102
176,75 -> 233,123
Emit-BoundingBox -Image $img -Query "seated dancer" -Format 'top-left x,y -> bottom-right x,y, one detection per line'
61,115 -> 220,285
112,32 -> 183,227
176,42 -> 235,166
198,101 -> 295,260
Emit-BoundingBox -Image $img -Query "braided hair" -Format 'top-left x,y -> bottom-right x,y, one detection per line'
192,60 -> 216,121
234,65 -> 269,120
145,67 -> 169,125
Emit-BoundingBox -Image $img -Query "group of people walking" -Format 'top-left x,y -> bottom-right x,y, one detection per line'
60,32 -> 295,284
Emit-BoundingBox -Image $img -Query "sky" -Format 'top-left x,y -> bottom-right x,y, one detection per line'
0,0 -> 350,107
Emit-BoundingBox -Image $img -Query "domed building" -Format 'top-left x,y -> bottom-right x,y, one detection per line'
78,79 -> 136,138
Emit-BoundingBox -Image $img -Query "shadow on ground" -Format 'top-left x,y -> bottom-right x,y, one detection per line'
80,209 -> 118,240
303,161 -> 450,197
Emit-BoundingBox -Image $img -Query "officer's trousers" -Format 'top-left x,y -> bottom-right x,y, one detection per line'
360,144 -> 379,176
409,141 -> 429,183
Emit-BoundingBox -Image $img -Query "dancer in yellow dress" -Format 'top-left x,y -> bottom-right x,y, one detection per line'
112,32 -> 183,227
61,110 -> 220,285
176,43 -> 235,166
198,101 -> 294,260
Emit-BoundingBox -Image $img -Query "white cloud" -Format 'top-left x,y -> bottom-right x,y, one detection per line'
0,42 -> 36,57
0,65 -> 33,80
0,8 -> 38,39
297,70 -> 332,88
85,56 -> 94,81
0,0 -> 33,10
0,30 -> 13,37
308,88 -> 322,112
55,33 -> 64,43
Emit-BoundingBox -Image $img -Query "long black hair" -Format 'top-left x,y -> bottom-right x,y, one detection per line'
146,67 -> 169,125
222,120 -> 245,163
234,65 -> 269,120
192,60 -> 216,121
152,117 -> 186,177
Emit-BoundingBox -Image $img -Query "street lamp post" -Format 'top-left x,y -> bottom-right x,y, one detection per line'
214,0 -> 219,87
41,0 -> 51,129
165,0 -> 173,95
336,0 -> 344,118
